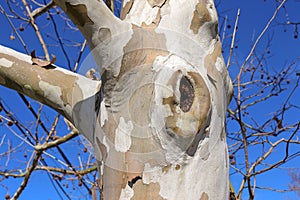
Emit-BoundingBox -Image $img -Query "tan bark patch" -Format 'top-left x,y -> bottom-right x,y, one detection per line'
103,164 -> 125,200
65,3 -> 94,27
199,192 -> 209,200
190,0 -> 212,34
132,180 -> 165,200
120,0 -> 134,20
125,151 -> 144,181
204,41 -> 222,85
119,26 -> 168,77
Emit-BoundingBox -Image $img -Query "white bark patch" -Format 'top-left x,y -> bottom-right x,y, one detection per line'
54,66 -> 76,76
152,55 -> 170,72
76,76 -> 101,99
155,0 -> 218,69
119,184 -> 134,200
158,140 -> 228,199
103,136 -> 110,153
39,81 -> 63,107
206,0 -> 218,22
175,118 -> 198,135
142,163 -> 162,184
0,58 -> 13,68
124,1 -> 159,26
100,100 -> 108,126
115,117 -> 133,152
0,45 -> 32,64
216,57 -> 224,72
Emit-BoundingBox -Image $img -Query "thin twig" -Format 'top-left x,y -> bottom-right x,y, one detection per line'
227,9 -> 240,68
11,151 -> 42,200
0,165 -> 97,177
34,104 -> 44,143
238,0 -> 286,76
221,15 -> 228,43
73,39 -> 87,72
46,114 -> 60,142
31,0 -> 55,19
21,0 -> 50,60
35,130 -> 79,152
236,2 -> 287,198
47,9 -> 72,70
0,5 -> 29,54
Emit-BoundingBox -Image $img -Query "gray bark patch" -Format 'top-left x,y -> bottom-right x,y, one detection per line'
98,27 -> 112,45
179,76 -> 195,112
65,3 -> 94,26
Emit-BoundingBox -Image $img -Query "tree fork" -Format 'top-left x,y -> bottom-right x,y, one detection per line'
0,0 -> 233,199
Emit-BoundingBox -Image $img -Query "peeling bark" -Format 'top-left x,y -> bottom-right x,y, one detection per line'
0,45 -> 101,142
0,0 -> 233,199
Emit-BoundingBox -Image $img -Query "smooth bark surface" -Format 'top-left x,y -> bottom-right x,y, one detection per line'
0,0 -> 233,199
0,45 -> 101,142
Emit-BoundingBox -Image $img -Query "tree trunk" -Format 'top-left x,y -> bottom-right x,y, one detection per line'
0,0 -> 233,199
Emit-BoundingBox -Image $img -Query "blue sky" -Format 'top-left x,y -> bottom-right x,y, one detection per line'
219,1 -> 300,199
0,0 -> 299,199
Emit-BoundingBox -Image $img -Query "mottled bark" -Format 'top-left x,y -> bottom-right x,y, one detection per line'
0,45 -> 101,142
0,0 -> 233,199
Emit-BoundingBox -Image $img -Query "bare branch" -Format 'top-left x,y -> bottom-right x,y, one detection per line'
11,151 -> 42,200
227,8 -> 240,68
0,45 -> 101,124
31,0 -> 55,19
0,165 -> 97,178
238,0 -> 286,76
21,0 -> 50,60
35,130 -> 79,152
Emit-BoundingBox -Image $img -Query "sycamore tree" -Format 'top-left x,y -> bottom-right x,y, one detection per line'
0,0 -> 299,200
0,0 -> 233,199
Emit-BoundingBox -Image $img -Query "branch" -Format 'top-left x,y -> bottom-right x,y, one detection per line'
227,8 -> 240,68
0,165 -> 97,178
11,151 -> 42,200
35,130 -> 79,152
53,0 -> 132,73
35,165 -> 97,175
0,45 -> 101,129
21,0 -> 50,60
238,0 -> 286,78
235,2 -> 287,198
31,0 -> 55,19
